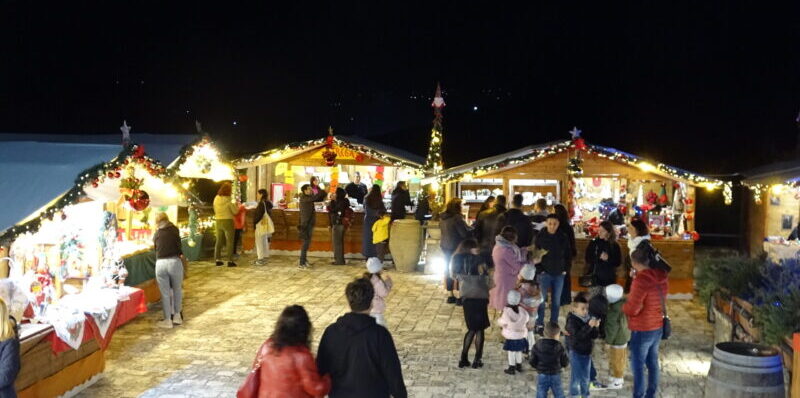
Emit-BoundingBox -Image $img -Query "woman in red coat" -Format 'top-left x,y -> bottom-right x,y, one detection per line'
249,305 -> 330,398
623,247 -> 669,398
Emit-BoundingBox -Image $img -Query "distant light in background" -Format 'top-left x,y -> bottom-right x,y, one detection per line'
232,121 -> 238,126
431,256 -> 446,275
472,106 -> 478,111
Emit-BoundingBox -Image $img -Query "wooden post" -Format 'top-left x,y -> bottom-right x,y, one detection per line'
792,333 -> 799,398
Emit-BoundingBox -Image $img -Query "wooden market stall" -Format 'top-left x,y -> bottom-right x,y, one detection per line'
437,137 -> 728,295
235,131 -> 425,257
741,160 -> 800,261
0,136 -> 197,397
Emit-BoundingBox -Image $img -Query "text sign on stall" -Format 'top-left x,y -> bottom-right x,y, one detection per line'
309,145 -> 362,161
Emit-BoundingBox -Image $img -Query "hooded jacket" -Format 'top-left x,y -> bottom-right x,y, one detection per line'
498,306 -> 529,340
316,313 -> 407,398
439,212 -> 470,252
254,339 -> 331,398
498,208 -> 535,247
565,312 -> 599,355
530,338 -> 569,375
623,268 -> 669,332
604,300 -> 630,346
299,190 -> 328,229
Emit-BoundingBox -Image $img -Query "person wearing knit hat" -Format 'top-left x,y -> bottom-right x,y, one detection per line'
603,284 -> 629,389
364,258 -> 392,327
498,289 -> 529,375
517,264 -> 543,355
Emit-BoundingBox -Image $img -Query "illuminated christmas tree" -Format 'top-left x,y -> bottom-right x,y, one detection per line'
425,82 -> 445,175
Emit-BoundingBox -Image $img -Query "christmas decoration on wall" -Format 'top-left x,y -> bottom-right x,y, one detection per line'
566,127 -> 585,177
424,82 -> 446,175
375,166 -> 385,187
0,143 -> 190,245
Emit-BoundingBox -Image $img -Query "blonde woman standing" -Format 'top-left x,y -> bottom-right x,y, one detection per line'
0,298 -> 20,397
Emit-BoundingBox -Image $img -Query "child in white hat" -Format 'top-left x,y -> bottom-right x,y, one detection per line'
517,264 -> 543,354
365,257 -> 393,327
603,284 -> 629,389
498,289 -> 530,375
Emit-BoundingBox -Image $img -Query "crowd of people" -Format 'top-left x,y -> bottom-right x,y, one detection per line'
440,194 -> 672,398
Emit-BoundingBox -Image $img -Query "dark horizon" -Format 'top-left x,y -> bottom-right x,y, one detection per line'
1,2 -> 799,173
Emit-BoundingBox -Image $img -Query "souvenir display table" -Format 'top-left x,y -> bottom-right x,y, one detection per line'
15,287 -> 146,397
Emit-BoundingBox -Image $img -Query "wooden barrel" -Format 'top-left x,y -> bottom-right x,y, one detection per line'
389,220 -> 422,273
705,342 -> 785,397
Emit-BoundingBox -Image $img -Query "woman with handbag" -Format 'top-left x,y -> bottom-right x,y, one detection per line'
238,305 -> 330,398
623,247 -> 669,398
452,239 -> 490,369
252,189 -> 274,266
583,221 -> 622,296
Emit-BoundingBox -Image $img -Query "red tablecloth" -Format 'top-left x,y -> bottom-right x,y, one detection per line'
46,288 -> 147,354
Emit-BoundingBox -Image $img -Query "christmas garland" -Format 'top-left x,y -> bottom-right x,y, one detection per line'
0,143 -> 191,245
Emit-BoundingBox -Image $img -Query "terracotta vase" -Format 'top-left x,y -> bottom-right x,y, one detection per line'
389,220 -> 422,273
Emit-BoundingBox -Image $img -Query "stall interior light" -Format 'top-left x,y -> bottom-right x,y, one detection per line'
702,181 -> 722,191
771,184 -> 785,195
430,256 -> 446,275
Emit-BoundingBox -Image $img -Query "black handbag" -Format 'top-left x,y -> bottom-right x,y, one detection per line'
657,284 -> 671,340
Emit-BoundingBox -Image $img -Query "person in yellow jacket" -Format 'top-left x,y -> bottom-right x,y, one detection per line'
371,208 -> 392,263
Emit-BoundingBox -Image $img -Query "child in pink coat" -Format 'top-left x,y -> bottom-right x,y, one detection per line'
365,257 -> 392,327
498,290 -> 529,375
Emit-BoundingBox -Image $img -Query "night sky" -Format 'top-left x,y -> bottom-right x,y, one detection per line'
2,2 -> 799,173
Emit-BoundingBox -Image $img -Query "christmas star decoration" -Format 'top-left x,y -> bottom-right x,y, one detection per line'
569,127 -> 582,139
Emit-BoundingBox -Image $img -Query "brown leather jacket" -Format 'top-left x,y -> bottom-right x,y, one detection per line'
253,339 -> 331,398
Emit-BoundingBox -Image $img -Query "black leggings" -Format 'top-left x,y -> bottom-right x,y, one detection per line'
461,329 -> 485,362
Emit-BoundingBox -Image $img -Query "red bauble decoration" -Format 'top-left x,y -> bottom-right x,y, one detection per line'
322,148 -> 337,167
690,231 -> 700,241
573,138 -> 587,151
128,190 -> 150,211
107,171 -> 114,178
91,182 -> 98,188
133,145 -> 146,158
238,174 -> 249,182
114,171 -> 121,178
355,153 -> 365,162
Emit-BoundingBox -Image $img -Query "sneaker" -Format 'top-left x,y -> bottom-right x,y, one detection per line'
608,378 -> 624,389
471,359 -> 483,369
215,261 -> 223,266
503,366 -> 516,375
515,363 -> 523,372
172,313 -> 183,325
590,381 -> 608,390
455,297 -> 463,306
227,261 -> 237,267
446,296 -> 457,304
458,358 -> 471,368
156,319 -> 173,329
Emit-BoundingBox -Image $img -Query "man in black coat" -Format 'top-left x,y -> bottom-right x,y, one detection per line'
390,181 -> 412,221
317,278 -> 407,398
345,172 -> 368,204
298,184 -> 327,268
498,194 -> 535,247
474,195 -> 507,267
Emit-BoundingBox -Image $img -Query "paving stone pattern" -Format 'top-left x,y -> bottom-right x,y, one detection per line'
77,255 -> 713,397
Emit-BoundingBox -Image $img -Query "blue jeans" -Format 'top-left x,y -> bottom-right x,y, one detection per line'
569,351 -> 591,397
629,329 -> 662,398
537,273 -> 565,326
536,373 -> 565,398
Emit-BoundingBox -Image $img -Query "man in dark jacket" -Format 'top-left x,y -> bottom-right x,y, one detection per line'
390,181 -> 412,221
317,278 -> 407,398
530,321 -> 569,397
498,194 -> 535,247
534,215 -> 570,328
298,184 -> 327,269
345,172 -> 368,204
474,195 -> 507,267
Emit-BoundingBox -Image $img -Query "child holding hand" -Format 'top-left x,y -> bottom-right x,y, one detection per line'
517,264 -> 542,355
498,290 -> 529,375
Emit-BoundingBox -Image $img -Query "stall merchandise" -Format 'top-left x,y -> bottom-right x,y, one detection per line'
741,160 -> 800,259
435,131 -> 727,294
235,131 -> 425,256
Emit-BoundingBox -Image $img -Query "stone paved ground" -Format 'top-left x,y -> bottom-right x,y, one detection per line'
77,255 -> 713,397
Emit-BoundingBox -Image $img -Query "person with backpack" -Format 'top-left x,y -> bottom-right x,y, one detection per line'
327,187 -> 351,265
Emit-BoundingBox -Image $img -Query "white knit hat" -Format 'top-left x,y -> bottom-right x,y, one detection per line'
520,264 -> 536,281
605,284 -> 624,304
366,257 -> 383,274
507,290 -> 521,306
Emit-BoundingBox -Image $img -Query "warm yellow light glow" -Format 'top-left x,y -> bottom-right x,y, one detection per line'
181,181 -> 191,189
431,181 -> 441,191
771,184 -> 785,195
270,152 -> 282,159
177,143 -> 235,181
702,181 -> 721,191
462,173 -> 473,181
637,162 -> 656,173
